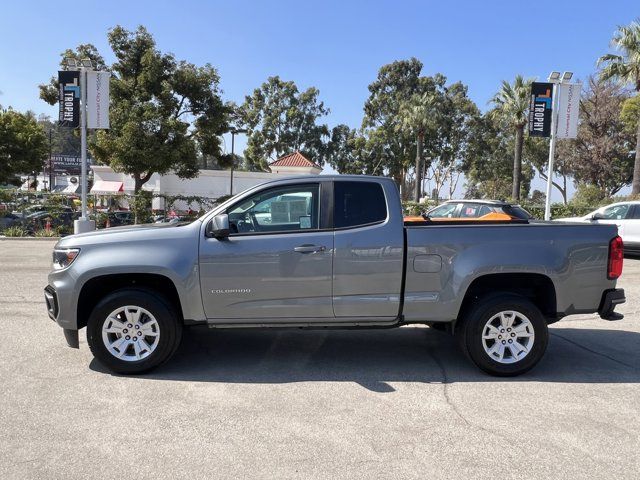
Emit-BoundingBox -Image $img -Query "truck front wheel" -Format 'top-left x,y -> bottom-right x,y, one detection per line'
456,294 -> 548,376
86,288 -> 182,374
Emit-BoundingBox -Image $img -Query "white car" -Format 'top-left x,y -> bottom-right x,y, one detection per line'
555,201 -> 640,254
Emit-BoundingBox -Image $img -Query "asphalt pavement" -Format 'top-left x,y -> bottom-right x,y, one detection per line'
0,239 -> 638,479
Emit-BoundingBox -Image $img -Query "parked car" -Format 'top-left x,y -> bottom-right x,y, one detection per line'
20,210 -> 78,233
108,211 -> 134,227
0,212 -> 21,230
555,201 -> 640,255
46,176 -> 624,377
424,200 -> 533,220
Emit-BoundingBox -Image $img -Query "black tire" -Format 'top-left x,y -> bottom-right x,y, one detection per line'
87,288 -> 182,374
456,294 -> 548,377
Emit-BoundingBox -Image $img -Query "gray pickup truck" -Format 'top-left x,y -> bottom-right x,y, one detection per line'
45,176 -> 626,376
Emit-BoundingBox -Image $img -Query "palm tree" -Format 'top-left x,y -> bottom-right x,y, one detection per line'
598,19 -> 640,195
490,75 -> 533,200
398,92 -> 438,201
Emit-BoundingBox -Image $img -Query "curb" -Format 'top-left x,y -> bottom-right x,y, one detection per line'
0,237 -> 61,241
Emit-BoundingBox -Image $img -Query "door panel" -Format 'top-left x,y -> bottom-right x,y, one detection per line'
625,204 -> 640,246
200,232 -> 334,320
331,180 -> 404,318
199,181 -> 334,321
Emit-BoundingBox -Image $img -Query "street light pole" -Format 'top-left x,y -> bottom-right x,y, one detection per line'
49,129 -> 53,192
543,71 -> 573,221
79,64 -> 88,222
65,57 -> 96,234
229,128 -> 247,196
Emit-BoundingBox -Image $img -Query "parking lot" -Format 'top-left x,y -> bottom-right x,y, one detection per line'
0,238 -> 638,479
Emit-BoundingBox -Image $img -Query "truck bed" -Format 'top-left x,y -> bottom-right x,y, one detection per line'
402,221 -> 618,322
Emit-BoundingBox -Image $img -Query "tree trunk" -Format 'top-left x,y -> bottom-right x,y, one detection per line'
414,133 -> 423,202
512,125 -> 524,200
633,118 -> 640,196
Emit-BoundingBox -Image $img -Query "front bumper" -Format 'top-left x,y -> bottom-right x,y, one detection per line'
598,288 -> 625,321
44,281 -> 79,348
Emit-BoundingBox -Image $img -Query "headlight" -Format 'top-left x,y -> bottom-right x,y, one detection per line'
52,248 -> 80,270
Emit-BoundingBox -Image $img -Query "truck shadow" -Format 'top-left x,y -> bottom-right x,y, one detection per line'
90,325 -> 640,392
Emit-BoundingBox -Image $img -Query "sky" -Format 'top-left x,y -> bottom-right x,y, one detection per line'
0,0 -> 637,201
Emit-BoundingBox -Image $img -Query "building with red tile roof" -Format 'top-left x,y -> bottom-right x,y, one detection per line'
269,151 -> 322,175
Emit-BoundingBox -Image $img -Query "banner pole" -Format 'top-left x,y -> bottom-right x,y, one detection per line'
73,66 -> 95,234
544,81 -> 560,221
80,66 -> 87,221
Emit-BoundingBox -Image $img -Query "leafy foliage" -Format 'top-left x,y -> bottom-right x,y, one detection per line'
556,76 -> 635,197
41,26 -> 231,192
489,75 -> 534,200
0,109 -> 48,186
237,76 -> 329,171
598,18 -> 640,194
2,226 -> 27,237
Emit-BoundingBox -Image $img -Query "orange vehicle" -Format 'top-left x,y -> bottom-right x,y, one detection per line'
405,200 -> 533,223
404,211 -> 515,223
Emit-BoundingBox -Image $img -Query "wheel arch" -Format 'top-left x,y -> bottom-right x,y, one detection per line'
77,273 -> 184,330
457,273 -> 557,328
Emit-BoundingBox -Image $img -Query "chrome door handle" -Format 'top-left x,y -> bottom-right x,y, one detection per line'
294,244 -> 326,254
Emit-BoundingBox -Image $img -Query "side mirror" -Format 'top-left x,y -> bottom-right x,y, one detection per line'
206,214 -> 230,239
591,213 -> 604,221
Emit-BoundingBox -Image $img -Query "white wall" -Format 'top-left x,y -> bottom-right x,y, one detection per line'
90,166 -> 307,211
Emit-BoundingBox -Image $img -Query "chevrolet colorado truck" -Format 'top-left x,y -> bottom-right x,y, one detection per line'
45,176 -> 626,376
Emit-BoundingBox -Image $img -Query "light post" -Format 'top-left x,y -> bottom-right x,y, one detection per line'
48,128 -> 53,192
229,128 -> 247,196
64,57 -> 96,233
544,71 -> 573,221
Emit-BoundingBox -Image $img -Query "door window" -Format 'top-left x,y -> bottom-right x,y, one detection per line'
227,184 -> 320,234
628,205 -> 640,219
601,204 -> 631,220
460,203 -> 481,218
428,203 -> 459,218
334,181 -> 387,228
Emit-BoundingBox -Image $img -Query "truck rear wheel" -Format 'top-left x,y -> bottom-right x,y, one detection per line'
87,288 -> 182,374
456,294 -> 548,376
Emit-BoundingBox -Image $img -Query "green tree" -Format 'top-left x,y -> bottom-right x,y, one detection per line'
237,76 -> 329,171
363,58 -> 426,193
526,135 -> 570,205
363,59 -> 476,199
38,44 -> 107,105
0,108 -> 48,186
462,112 -> 534,199
598,18 -> 640,194
398,91 -> 439,201
621,95 -> 640,136
425,82 -> 480,199
40,26 -> 230,192
490,75 -> 533,200
559,76 -> 634,197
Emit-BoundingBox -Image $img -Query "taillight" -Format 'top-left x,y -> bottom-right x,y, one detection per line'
608,236 -> 623,280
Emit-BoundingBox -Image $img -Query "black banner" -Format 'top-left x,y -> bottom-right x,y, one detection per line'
528,82 -> 553,137
50,155 -> 92,175
58,71 -> 80,128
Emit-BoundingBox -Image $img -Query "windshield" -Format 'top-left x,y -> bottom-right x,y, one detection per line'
503,205 -> 533,220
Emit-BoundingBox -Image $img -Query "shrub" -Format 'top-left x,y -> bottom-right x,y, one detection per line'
3,226 -> 27,237
34,229 -> 58,237
131,191 -> 153,224
402,200 -> 437,216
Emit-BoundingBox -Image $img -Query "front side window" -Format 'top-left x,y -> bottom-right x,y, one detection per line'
428,203 -> 459,218
334,181 -> 387,228
601,204 -> 631,220
227,184 -> 320,234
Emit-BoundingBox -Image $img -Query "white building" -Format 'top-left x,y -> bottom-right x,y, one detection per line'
90,151 -> 323,211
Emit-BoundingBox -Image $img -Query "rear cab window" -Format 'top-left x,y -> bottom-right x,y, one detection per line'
334,181 -> 387,229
